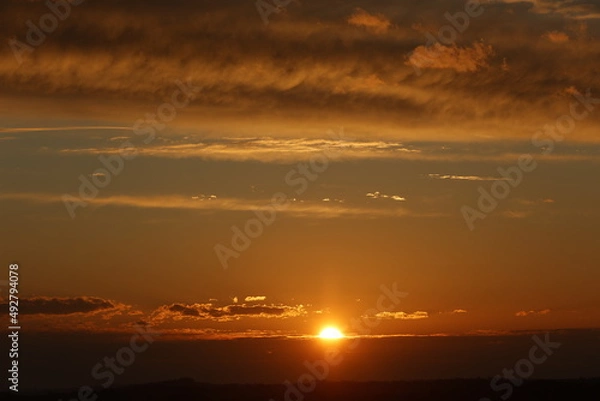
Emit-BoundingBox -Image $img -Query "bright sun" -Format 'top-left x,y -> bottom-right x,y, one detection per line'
318,326 -> 345,340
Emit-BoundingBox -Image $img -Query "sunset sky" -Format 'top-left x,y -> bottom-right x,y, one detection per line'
1,0 -> 600,390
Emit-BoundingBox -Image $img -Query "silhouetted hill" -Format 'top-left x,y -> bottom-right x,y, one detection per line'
4,378 -> 600,400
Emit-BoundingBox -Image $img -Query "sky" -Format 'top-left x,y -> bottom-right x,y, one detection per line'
1,0 -> 600,390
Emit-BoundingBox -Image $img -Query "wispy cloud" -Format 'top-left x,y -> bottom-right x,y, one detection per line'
56,137 -> 420,163
514,198 -> 555,205
244,296 -> 267,302
502,210 -> 532,219
2,0 -> 600,143
365,311 -> 429,320
406,42 -> 494,73
493,0 -> 600,19
542,30 -> 570,43
515,309 -> 552,317
502,198 -> 556,219
0,126 -> 130,134
366,191 -> 406,201
48,138 -> 600,163
347,8 -> 392,34
0,193 -> 428,218
427,174 -> 509,181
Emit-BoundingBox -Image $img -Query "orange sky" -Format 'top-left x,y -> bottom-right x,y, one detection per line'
1,0 -> 599,350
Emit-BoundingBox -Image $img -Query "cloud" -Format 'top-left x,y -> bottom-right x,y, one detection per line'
427,174 -> 510,181
244,296 -> 266,302
492,0 -> 600,19
191,194 -> 217,201
515,309 -> 552,317
514,198 -> 556,206
366,191 -> 406,201
347,8 -> 392,34
503,198 -> 556,218
37,136 -> 600,163
406,42 -> 494,73
0,126 -> 130,134
0,296 -> 128,316
1,0 -> 600,144
366,311 -> 429,320
151,302 -> 307,322
151,327 -> 297,340
0,295 -> 147,333
0,193 -> 426,218
55,137 -> 420,163
502,210 -> 532,218
542,30 -> 570,43
451,309 -> 468,314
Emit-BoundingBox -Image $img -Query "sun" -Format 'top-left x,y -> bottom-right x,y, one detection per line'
318,326 -> 345,340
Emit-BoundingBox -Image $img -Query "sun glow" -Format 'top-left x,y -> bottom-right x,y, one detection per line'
318,326 -> 344,340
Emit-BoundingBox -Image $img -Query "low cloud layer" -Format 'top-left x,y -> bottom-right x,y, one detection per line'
1,296 -> 127,315
151,302 -> 308,322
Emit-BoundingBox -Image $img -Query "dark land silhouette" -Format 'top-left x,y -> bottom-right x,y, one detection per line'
5,378 -> 599,401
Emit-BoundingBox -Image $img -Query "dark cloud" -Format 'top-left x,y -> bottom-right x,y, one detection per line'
152,302 -> 308,322
2,296 -> 125,315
